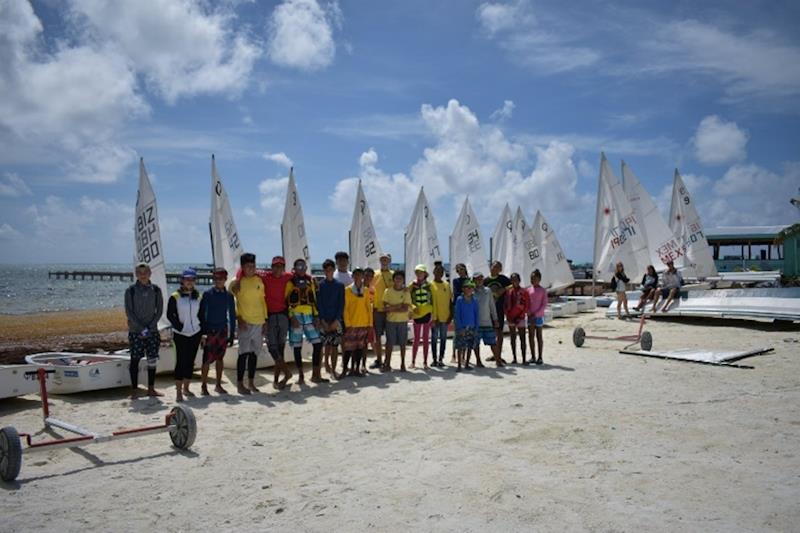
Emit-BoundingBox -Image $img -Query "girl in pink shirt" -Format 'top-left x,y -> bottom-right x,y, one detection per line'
525,269 -> 547,365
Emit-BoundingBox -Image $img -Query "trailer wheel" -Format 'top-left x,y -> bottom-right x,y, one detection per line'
0,426 -> 22,482
640,331 -> 653,351
169,405 -> 197,450
572,327 -> 585,348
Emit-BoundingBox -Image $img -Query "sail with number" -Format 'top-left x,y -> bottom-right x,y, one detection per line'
520,224 -> 544,286
534,210 -> 575,292
404,188 -> 442,280
449,197 -> 489,277
210,155 -> 244,276
669,169 -> 718,279
349,180 -> 383,270
134,158 -> 169,328
593,153 -> 649,281
491,203 -> 514,271
621,161 -> 682,272
511,206 -> 528,277
281,167 -> 310,266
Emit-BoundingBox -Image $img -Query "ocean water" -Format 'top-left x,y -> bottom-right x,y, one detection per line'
0,264 -> 196,315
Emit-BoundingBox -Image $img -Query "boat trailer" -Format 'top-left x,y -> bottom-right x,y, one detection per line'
572,312 -> 653,351
1,368 -> 197,482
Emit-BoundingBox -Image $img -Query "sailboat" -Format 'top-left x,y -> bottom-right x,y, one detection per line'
533,210 -> 575,292
349,180 -> 383,270
669,169 -> 718,279
281,167 -> 311,267
593,153 -> 649,282
404,188 -> 442,280
621,161 -> 683,272
490,203 -> 514,272
449,197 -> 489,277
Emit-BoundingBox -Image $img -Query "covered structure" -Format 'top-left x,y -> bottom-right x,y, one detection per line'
705,225 -> 797,275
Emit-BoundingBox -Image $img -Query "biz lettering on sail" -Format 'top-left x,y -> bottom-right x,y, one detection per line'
608,215 -> 638,250
467,229 -> 482,253
224,219 -> 240,250
136,205 -> 160,263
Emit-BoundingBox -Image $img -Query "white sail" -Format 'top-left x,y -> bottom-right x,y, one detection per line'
404,188 -> 442,280
490,203 -> 514,272
210,155 -> 244,276
511,206 -> 528,277
281,167 -> 310,266
520,224 -> 545,286
349,180 -> 383,270
449,197 -> 489,277
621,161 -> 683,272
669,169 -> 718,279
134,158 -> 169,328
593,153 -> 649,281
534,210 -> 575,292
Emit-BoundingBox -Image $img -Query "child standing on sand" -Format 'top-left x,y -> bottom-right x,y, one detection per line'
611,261 -> 630,319
124,262 -> 165,399
285,258 -> 323,385
233,253 -> 267,394
342,268 -> 373,377
526,269 -> 547,365
503,273 -> 528,364
409,264 -> 433,369
198,268 -> 236,396
473,272 -> 500,368
454,280 -> 479,371
382,271 -> 414,372
167,268 -> 203,402
316,259 -> 342,383
430,264 -> 452,368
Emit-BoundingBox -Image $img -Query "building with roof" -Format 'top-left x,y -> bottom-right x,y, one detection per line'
705,225 -> 798,276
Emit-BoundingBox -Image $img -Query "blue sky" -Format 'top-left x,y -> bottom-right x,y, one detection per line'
1,0 -> 798,265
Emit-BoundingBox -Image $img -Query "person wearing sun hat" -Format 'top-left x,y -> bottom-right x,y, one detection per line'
409,263 -> 434,369
198,267 -> 236,395
167,267 -> 203,402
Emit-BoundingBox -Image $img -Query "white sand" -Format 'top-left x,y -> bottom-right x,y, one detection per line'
2,309 -> 799,532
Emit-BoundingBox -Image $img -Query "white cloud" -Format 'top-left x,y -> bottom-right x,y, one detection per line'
476,1 -> 600,73
267,0 -> 340,71
646,20 -> 800,101
71,0 -> 261,103
358,148 -> 378,168
693,115 -> 748,166
490,100 -> 515,122
68,144 -> 138,184
258,176 -> 289,229
0,223 -> 21,240
263,152 -> 294,168
0,172 -> 32,197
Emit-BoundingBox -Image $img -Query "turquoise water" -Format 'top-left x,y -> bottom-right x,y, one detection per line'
0,264 -> 195,315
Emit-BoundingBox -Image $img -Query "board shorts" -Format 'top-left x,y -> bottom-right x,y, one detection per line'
455,327 -> 476,350
342,327 -> 370,351
266,313 -> 289,356
373,310 -> 387,337
320,320 -> 343,347
660,287 -> 677,299
477,326 -> 497,346
238,322 -> 264,355
128,330 -> 160,369
385,321 -> 408,346
203,328 -> 228,364
289,312 -> 321,347
529,316 -> 544,328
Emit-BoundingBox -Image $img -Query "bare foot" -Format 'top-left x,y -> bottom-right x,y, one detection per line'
400,365 -> 407,372
201,386 -> 210,396
215,385 -> 228,394
176,392 -> 184,402
129,388 -> 145,399
248,382 -> 260,393
423,364 -> 429,369
238,384 -> 251,395
183,389 -> 195,398
148,388 -> 164,397
297,375 -> 306,385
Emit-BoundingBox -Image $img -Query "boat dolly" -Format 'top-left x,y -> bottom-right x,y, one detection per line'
572,312 -> 653,351
1,368 -> 197,482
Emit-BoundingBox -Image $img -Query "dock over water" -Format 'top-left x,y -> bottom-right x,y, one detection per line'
48,270 -> 215,285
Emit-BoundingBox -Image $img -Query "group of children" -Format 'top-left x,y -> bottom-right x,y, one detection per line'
611,260 -> 685,319
125,252 -> 549,401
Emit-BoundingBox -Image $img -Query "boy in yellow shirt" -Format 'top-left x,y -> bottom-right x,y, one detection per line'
233,253 -> 267,395
341,268 -> 373,377
370,253 -> 394,369
382,270 -> 414,372
429,263 -> 452,368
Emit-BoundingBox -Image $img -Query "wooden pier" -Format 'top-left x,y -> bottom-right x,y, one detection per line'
48,270 -> 215,285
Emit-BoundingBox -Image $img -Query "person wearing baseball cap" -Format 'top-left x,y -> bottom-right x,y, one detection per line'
167,267 -> 203,402
198,267 -> 236,395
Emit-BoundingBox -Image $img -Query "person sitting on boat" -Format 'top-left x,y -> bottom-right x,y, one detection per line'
634,265 -> 658,312
610,262 -> 631,319
653,261 -> 683,313
198,268 -> 236,396
124,262 -> 165,399
167,268 -> 203,402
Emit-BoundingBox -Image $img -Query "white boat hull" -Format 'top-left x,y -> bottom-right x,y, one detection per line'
0,364 -> 40,399
24,353 -> 144,394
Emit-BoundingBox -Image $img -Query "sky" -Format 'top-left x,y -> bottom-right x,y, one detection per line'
1,0 -> 799,266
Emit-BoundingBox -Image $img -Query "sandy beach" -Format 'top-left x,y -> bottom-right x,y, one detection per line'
1,309 -> 799,532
